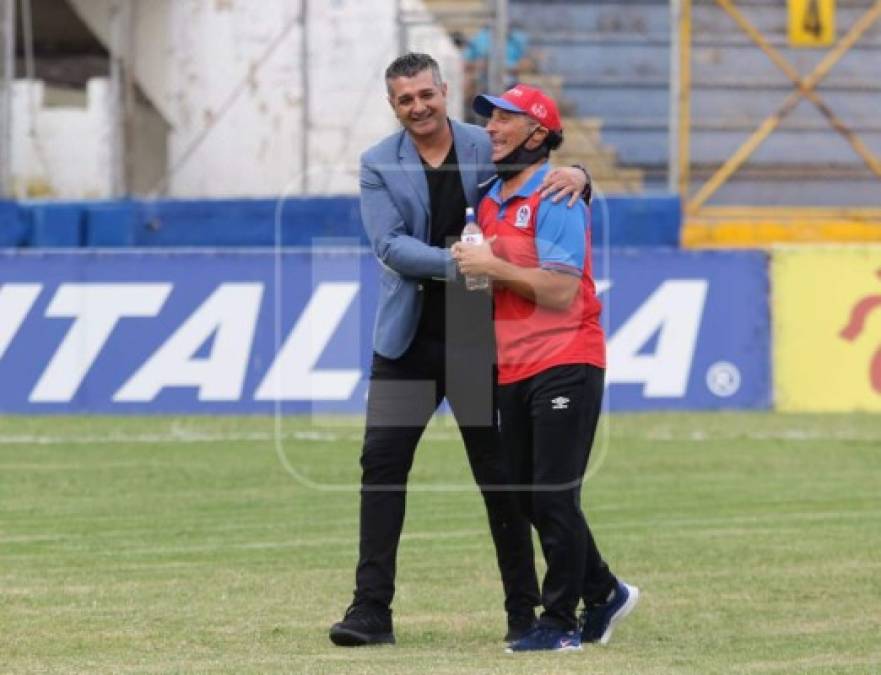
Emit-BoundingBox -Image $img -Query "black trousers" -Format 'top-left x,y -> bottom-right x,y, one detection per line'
498,364 -> 617,631
353,335 -> 540,615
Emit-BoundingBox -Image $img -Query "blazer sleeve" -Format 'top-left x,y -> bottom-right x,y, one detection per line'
360,157 -> 456,281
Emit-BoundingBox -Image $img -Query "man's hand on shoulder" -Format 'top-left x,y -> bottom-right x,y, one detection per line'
539,166 -> 591,208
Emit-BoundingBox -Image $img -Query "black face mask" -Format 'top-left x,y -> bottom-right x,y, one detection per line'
494,128 -> 550,182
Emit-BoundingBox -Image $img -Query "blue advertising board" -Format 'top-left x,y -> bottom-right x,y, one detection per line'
599,249 -> 770,411
0,249 -> 769,413
2,195 -> 681,249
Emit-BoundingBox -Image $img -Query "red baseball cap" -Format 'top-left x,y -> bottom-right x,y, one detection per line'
473,84 -> 563,133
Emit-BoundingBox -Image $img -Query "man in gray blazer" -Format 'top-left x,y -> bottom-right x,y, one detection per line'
329,53 -> 589,647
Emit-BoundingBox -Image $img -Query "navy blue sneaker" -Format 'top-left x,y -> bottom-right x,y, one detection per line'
505,625 -> 582,653
580,581 -> 640,645
504,610 -> 537,643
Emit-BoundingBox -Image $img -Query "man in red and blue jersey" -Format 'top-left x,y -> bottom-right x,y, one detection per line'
452,84 -> 639,653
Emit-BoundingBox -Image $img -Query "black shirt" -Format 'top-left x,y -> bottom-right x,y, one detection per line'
424,144 -> 468,248
415,143 -> 492,347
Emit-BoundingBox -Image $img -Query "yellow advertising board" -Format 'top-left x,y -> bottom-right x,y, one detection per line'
788,0 -> 836,47
773,246 -> 881,411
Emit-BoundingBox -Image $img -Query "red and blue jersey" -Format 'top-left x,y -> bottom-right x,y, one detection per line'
478,162 -> 605,384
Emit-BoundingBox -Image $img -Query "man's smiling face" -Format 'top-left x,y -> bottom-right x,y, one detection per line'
387,68 -> 449,140
485,108 -> 544,162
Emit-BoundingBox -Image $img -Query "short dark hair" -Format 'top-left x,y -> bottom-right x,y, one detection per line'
385,53 -> 443,95
545,130 -> 564,151
524,120 -> 563,158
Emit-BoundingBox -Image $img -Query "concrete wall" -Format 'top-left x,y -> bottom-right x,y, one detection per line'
57,0 -> 463,198
11,78 -> 115,198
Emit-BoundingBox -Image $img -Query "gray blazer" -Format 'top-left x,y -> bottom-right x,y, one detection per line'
360,119 -> 496,359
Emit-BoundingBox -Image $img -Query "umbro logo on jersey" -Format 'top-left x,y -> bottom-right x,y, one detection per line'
551,396 -> 570,410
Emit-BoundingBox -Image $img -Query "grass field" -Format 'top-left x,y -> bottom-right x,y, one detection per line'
2,413 -> 880,674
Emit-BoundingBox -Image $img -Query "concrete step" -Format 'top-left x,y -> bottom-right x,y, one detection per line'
421,0 -> 486,11
555,154 -> 645,192
562,137 -> 606,155
420,0 -> 489,35
561,116 -> 604,147
518,73 -> 585,118
590,177 -> 645,194
556,148 -> 619,168
420,0 -> 644,193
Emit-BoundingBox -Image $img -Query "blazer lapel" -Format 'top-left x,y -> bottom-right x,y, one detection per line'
452,122 -> 480,209
399,132 -> 430,222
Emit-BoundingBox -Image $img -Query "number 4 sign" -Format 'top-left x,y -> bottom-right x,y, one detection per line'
788,0 -> 836,47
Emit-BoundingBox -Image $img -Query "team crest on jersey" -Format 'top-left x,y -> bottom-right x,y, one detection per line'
515,205 -> 531,228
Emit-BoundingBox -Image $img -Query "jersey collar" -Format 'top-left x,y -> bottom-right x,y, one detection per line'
487,162 -> 550,205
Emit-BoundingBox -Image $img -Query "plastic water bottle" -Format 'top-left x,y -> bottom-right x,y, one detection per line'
461,207 -> 489,291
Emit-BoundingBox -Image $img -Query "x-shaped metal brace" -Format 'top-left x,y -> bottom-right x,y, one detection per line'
688,0 -> 881,212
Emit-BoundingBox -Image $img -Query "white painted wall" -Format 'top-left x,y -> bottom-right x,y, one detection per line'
163,0 -> 306,197
11,79 -> 115,199
305,0 -> 464,195
57,0 -> 464,198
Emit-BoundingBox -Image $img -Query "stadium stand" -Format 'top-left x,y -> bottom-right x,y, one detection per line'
512,0 -> 881,204
424,0 -> 645,192
7,0 -> 879,246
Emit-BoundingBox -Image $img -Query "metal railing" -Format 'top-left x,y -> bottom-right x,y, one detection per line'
0,0 -> 15,197
672,0 -> 881,244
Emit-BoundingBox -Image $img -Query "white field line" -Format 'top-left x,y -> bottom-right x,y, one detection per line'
3,509 -> 879,558
0,430 -> 335,446
0,429 -> 463,446
1,427 -> 881,446
602,508 -> 881,532
0,528 -> 490,557
644,429 -> 881,442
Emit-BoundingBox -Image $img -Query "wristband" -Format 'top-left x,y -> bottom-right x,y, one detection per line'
572,164 -> 593,205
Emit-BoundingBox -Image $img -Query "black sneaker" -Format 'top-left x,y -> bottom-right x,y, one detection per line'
329,603 -> 395,647
504,610 -> 537,643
